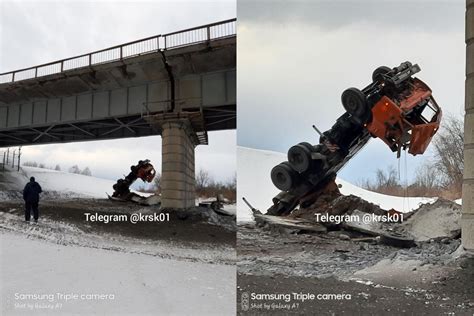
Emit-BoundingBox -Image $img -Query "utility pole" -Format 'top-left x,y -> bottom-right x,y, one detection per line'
12,149 -> 16,169
17,147 -> 22,171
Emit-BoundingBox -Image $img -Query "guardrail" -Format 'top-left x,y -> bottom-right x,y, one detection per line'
0,18 -> 236,84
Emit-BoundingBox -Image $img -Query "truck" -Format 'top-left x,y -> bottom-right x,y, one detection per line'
268,61 -> 442,216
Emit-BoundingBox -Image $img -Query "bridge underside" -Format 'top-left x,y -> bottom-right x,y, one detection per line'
0,105 -> 235,147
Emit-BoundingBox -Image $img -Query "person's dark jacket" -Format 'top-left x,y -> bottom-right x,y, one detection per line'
23,180 -> 42,203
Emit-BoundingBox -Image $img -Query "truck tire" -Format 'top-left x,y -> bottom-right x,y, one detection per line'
372,66 -> 391,82
341,87 -> 368,124
271,162 -> 299,191
288,143 -> 313,173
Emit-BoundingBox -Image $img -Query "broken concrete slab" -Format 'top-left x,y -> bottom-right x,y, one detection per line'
253,213 -> 327,233
342,209 -> 389,236
342,210 -> 416,247
400,199 -> 461,242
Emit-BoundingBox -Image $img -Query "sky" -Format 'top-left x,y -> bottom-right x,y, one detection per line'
237,0 -> 465,185
0,0 -> 236,183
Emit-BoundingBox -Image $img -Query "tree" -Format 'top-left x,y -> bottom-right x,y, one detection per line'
69,165 -> 81,174
413,161 -> 441,191
38,163 -> 45,169
374,165 -> 399,189
81,167 -> 92,176
228,173 -> 237,191
54,164 -> 61,171
23,161 -> 37,167
195,169 -> 211,190
432,115 -> 464,192
363,165 -> 400,191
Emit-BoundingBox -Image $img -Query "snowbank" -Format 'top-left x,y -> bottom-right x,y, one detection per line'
237,146 -> 436,222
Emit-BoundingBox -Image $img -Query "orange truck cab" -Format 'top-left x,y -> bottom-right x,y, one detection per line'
367,78 -> 442,156
341,62 -> 442,157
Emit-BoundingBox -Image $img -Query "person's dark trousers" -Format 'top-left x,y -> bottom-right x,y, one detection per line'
24,201 -> 39,222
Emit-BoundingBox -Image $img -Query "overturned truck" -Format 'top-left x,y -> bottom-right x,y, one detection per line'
110,159 -> 158,204
269,62 -> 442,216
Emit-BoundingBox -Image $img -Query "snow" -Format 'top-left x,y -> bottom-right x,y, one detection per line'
21,166 -> 116,198
1,231 -> 235,315
337,178 -> 435,214
237,146 -> 436,222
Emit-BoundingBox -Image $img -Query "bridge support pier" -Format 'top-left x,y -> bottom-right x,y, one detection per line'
463,0 -> 474,251
160,121 -> 197,209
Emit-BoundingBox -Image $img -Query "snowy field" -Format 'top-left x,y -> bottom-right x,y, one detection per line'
237,146 -> 439,222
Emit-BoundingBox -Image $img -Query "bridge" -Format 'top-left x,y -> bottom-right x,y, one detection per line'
0,19 -> 236,209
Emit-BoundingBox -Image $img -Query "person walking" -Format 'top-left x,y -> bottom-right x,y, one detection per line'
23,177 -> 42,223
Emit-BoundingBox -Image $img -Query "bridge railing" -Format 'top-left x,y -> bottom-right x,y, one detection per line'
0,18 -> 236,84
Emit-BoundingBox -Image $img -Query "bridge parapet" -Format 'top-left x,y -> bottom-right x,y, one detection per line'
0,19 -> 236,84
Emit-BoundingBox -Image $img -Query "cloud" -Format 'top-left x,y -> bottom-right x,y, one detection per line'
238,0 -> 463,33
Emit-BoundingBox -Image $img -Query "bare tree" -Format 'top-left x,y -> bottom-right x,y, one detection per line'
413,161 -> 441,190
361,165 -> 403,195
228,173 -> 237,191
23,161 -> 38,167
375,165 -> 399,189
363,165 -> 399,190
195,169 -> 211,191
432,115 -> 464,192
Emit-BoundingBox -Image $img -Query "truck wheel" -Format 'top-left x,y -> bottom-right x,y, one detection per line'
372,66 -> 391,82
271,162 -> 298,191
341,88 -> 368,123
288,143 -> 312,173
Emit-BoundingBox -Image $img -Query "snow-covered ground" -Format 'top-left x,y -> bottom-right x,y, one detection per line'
1,231 -> 235,315
237,146 -> 438,222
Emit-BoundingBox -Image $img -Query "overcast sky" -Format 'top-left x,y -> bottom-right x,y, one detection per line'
0,0 -> 236,183
237,0 -> 465,184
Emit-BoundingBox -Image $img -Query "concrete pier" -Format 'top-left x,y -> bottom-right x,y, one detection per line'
463,0 -> 474,250
160,121 -> 197,209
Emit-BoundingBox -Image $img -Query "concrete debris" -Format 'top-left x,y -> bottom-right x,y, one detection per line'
398,199 -> 461,242
259,191 -> 461,247
254,213 -> 327,233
